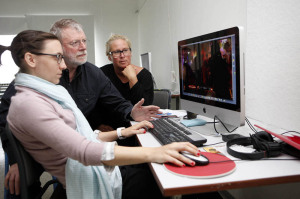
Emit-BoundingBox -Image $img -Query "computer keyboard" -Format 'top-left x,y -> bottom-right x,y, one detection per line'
149,118 -> 207,147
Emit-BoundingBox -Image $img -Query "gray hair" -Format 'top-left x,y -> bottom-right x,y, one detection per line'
50,19 -> 83,40
106,33 -> 131,56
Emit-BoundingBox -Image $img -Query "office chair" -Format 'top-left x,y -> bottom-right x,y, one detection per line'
4,152 -> 9,199
153,89 -> 171,109
0,83 -> 9,104
4,124 -> 59,199
1,84 -> 10,198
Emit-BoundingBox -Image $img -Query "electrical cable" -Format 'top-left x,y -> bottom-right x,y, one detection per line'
281,131 -> 300,136
212,116 -> 260,135
183,114 -> 219,124
213,115 -> 238,135
245,117 -> 257,133
202,142 -> 225,147
209,158 -> 299,164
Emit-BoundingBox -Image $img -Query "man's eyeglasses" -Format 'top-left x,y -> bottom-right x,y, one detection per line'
67,39 -> 88,48
31,52 -> 64,64
109,48 -> 131,58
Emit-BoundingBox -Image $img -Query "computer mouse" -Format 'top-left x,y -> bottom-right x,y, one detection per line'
181,152 -> 209,166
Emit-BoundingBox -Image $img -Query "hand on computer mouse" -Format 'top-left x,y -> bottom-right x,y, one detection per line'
181,152 -> 209,166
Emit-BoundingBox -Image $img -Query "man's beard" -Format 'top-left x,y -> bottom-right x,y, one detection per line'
65,51 -> 88,68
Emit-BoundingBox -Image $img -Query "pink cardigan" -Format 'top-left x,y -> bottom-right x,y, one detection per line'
7,86 -> 105,187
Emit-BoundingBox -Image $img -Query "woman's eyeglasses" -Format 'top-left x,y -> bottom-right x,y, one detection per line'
31,52 -> 64,64
109,48 -> 131,58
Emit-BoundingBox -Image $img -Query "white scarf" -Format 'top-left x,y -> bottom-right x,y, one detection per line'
15,73 -> 122,199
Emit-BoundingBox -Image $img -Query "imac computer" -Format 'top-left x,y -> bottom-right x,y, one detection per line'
178,26 -> 245,127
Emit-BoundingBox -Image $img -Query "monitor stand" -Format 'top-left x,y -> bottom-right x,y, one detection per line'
189,118 -> 237,136
186,111 -> 197,119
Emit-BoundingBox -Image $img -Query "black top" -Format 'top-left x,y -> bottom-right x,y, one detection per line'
0,62 -> 133,165
86,64 -> 154,131
101,64 -> 154,106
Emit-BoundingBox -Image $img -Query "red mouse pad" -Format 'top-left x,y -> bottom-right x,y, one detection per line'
164,152 -> 236,178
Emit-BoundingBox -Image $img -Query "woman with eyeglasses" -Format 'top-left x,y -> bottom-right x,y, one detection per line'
103,34 -> 154,107
94,34 -> 155,132
0,30 -> 200,199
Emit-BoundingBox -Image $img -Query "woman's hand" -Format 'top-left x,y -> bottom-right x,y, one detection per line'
150,142 -> 200,167
121,120 -> 153,138
122,64 -> 140,88
122,64 -> 137,79
107,142 -> 200,167
97,120 -> 153,142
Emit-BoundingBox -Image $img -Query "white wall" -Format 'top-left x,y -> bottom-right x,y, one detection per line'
138,0 -> 246,91
0,0 -> 140,68
137,0 -> 300,132
246,0 -> 300,132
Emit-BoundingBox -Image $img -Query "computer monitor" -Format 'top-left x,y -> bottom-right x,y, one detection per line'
140,52 -> 152,72
178,26 -> 245,127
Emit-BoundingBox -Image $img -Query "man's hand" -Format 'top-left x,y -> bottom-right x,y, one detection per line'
5,163 -> 20,195
131,98 -> 162,121
97,124 -> 114,132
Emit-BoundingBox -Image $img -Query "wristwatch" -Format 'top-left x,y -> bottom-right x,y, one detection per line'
117,127 -> 126,139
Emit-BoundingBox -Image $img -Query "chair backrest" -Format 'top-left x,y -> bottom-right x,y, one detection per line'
0,83 -> 9,103
5,124 -> 45,199
152,89 -> 171,109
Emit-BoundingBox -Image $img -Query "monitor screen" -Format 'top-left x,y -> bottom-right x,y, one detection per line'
178,27 -> 245,127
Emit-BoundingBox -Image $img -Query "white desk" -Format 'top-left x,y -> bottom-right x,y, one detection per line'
136,111 -> 300,197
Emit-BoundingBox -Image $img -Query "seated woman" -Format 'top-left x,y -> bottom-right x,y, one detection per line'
92,34 -> 154,132
1,30 -> 199,199
103,34 -> 154,106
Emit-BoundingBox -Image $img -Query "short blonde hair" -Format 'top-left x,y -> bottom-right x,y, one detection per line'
105,33 -> 131,56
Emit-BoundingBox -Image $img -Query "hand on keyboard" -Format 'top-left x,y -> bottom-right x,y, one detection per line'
122,120 -> 154,137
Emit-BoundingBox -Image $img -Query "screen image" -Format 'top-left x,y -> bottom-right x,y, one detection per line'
178,27 -> 245,127
179,35 -> 237,107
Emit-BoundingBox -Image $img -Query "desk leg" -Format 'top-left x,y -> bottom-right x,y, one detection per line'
171,195 -> 182,199
171,94 -> 180,110
176,97 -> 179,110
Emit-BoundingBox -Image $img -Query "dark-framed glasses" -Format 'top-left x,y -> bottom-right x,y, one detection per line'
109,48 -> 131,58
31,52 -> 64,64
68,39 -> 88,48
